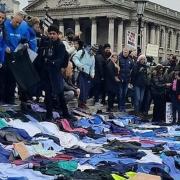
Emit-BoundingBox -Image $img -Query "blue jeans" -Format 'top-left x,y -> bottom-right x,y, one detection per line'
119,82 -> 128,110
78,72 -> 92,103
134,86 -> 145,113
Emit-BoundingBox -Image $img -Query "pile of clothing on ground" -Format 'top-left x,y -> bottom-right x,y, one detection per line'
0,103 -> 180,180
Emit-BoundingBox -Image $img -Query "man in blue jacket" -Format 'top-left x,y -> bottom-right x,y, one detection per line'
3,12 -> 27,104
0,10 -> 6,103
118,48 -> 134,112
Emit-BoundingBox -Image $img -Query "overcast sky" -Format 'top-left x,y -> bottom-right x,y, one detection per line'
19,0 -> 180,11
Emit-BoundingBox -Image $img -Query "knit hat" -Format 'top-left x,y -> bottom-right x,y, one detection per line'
65,28 -> 74,36
48,25 -> 59,33
91,44 -> 99,53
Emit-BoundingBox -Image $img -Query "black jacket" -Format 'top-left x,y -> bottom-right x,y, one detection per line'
131,62 -> 148,87
94,53 -> 106,81
119,54 -> 133,83
106,61 -> 119,93
43,39 -> 66,95
151,74 -> 166,95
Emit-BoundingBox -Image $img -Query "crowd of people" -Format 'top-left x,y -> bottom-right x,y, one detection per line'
0,9 -> 179,124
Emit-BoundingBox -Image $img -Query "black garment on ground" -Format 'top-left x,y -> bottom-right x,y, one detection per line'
7,49 -> 40,92
103,140 -> 141,152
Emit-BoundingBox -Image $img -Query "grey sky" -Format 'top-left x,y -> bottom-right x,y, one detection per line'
19,0 -> 180,11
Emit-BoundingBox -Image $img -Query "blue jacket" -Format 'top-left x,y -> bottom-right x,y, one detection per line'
119,54 -> 133,83
4,19 -> 28,52
72,49 -> 95,78
20,21 -> 37,52
0,26 -> 6,64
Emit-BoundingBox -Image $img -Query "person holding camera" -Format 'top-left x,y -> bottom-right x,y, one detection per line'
131,55 -> 148,115
41,25 -> 72,121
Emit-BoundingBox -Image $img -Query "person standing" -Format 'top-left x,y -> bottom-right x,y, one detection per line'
118,48 -> 133,112
3,12 -> 26,104
106,53 -> 120,112
131,55 -> 148,115
151,65 -> 171,123
0,10 -> 6,103
73,44 -> 98,109
40,25 -> 72,120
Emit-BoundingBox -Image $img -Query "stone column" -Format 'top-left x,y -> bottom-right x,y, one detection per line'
108,17 -> 115,51
142,21 -> 147,54
91,18 -> 97,45
117,19 -> 124,53
59,20 -> 64,35
156,25 -> 160,46
75,18 -> 80,35
172,30 -> 176,52
150,24 -> 156,44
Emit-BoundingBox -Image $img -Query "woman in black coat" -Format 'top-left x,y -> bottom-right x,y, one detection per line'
106,53 -> 120,112
151,64 -> 171,123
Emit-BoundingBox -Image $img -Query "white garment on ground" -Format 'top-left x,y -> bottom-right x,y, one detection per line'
0,163 -> 54,180
7,119 -> 42,137
40,122 -> 105,153
136,150 -> 163,164
77,164 -> 95,171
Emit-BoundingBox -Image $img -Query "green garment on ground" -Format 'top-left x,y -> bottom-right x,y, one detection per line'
35,160 -> 78,176
57,160 -> 78,172
0,118 -> 8,129
112,172 -> 137,180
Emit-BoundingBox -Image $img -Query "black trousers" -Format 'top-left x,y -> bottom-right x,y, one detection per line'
152,94 -> 166,122
44,78 -> 68,119
0,67 -> 5,102
3,65 -> 16,103
108,91 -> 116,109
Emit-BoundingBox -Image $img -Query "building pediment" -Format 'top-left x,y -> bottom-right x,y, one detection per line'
24,0 -> 117,11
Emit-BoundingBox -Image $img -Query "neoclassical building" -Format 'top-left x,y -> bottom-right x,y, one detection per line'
24,0 -> 180,61
1,0 -> 20,16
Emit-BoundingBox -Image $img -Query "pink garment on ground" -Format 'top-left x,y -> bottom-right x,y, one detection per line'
172,79 -> 177,91
59,119 -> 88,134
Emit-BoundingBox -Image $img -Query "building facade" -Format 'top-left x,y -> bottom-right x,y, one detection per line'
24,0 -> 180,61
1,0 -> 20,16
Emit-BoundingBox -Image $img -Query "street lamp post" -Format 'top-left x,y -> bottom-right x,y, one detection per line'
133,0 -> 148,56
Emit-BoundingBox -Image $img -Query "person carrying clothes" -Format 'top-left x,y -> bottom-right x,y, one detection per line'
72,44 -> 98,109
118,48 -> 134,112
170,63 -> 180,124
3,12 -> 27,104
131,55 -> 148,115
0,10 -> 6,104
106,53 -> 120,112
41,25 -> 72,121
151,64 -> 171,123
25,16 -> 40,52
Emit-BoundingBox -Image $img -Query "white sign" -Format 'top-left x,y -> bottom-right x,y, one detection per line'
127,31 -> 137,49
166,102 -> 173,124
146,44 -> 159,57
